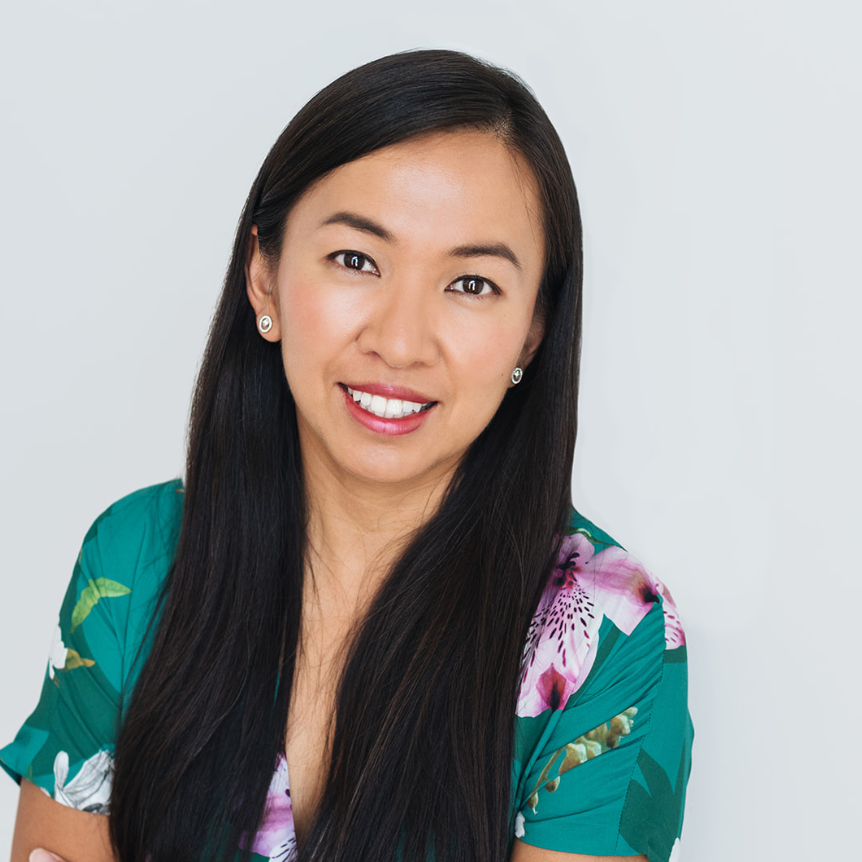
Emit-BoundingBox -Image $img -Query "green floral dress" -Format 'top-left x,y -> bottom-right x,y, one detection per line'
1,480 -> 693,861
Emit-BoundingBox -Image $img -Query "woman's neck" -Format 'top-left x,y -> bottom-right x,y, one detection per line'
300,444 -> 455,611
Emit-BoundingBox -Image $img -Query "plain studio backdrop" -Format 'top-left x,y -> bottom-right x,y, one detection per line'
1,1 -> 859,858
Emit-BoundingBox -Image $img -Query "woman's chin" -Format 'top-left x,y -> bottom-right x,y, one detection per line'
314,442 -> 463,494
342,455 -> 458,492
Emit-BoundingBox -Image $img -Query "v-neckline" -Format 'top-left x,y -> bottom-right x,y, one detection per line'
241,753 -> 297,861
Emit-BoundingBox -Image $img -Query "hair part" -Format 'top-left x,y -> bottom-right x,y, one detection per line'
110,48 -> 582,862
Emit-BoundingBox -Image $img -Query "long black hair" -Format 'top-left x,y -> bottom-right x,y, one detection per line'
110,49 -> 582,862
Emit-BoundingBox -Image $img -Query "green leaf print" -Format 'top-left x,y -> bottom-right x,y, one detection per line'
619,748 -> 687,862
53,648 -> 97,685
63,649 -> 96,671
70,578 -> 131,632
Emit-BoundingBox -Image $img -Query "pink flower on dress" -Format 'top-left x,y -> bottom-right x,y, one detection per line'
517,531 -> 684,717
654,580 -> 686,650
240,752 -> 296,861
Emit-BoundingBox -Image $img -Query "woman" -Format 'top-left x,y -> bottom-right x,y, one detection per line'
2,50 -> 693,862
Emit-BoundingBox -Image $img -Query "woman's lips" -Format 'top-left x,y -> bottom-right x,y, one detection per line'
341,382 -> 435,404
339,384 -> 436,436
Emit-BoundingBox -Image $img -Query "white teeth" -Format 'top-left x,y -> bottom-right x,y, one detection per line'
346,387 -> 431,419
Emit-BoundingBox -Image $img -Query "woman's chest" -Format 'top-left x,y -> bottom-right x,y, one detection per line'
243,660 -> 339,862
283,596 -> 355,845
284,666 -> 340,844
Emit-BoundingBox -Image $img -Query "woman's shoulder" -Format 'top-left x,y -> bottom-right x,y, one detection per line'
68,478 -> 185,679
511,510 -> 693,861
0,480 -> 185,804
517,508 -> 686,718
71,475 -> 184,624
80,478 -> 185,562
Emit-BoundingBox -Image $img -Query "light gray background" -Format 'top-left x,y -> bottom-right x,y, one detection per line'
1,1 -> 859,858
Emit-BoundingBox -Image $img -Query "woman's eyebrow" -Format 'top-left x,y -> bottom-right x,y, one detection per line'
448,242 -> 522,271
320,211 -> 394,241
320,211 -> 521,270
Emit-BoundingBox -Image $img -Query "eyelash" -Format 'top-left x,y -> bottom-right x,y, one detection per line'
329,250 -> 501,298
330,250 -> 379,275
446,276 -> 500,298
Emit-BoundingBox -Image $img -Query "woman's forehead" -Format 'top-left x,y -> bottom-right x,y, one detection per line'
287,129 -> 545,264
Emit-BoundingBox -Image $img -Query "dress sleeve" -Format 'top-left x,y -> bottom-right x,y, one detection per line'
0,480 -> 182,814
515,598 -> 693,862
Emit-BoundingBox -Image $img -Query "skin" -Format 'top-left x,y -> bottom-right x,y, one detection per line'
11,779 -> 113,862
13,782 -> 645,862
11,129 -> 646,862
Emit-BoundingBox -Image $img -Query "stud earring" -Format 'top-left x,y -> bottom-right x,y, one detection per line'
258,314 -> 273,334
511,367 -> 523,385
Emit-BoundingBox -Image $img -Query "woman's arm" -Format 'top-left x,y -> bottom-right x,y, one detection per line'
511,840 -> 647,862
10,779 -> 115,862
12,812 -> 650,862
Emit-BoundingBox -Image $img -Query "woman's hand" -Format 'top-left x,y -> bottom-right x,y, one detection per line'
10,779 -> 116,862
510,840 -> 649,862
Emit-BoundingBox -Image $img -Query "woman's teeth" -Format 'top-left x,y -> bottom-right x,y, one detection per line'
346,387 -> 432,419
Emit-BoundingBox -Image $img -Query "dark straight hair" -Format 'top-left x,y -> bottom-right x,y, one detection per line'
110,49 -> 583,862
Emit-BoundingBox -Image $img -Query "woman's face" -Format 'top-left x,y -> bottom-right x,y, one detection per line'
248,129 -> 546,491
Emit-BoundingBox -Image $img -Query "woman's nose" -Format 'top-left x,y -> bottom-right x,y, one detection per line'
357,281 -> 440,369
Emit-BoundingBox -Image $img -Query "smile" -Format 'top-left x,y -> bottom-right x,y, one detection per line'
345,386 -> 435,419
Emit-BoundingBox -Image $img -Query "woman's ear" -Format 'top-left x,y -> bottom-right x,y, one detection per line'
519,313 -> 546,370
245,225 -> 282,342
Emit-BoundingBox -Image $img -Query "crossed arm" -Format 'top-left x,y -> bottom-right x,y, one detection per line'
11,778 -> 648,862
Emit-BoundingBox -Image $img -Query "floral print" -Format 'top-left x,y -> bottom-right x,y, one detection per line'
517,530 -> 685,717
51,749 -> 113,814
514,810 -> 526,838
47,625 -> 67,680
524,707 -> 638,814
47,624 -> 95,682
70,577 -> 131,632
241,752 -> 297,861
0,481 -> 692,862
656,581 -> 686,649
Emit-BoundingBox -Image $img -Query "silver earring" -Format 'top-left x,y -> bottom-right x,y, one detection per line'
511,367 -> 523,385
258,314 -> 273,334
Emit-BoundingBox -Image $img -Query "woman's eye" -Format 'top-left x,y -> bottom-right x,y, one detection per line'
332,251 -> 378,274
449,276 -> 498,297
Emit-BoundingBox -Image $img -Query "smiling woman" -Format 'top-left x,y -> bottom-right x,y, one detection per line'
249,129 -> 546,485
1,50 -> 692,862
